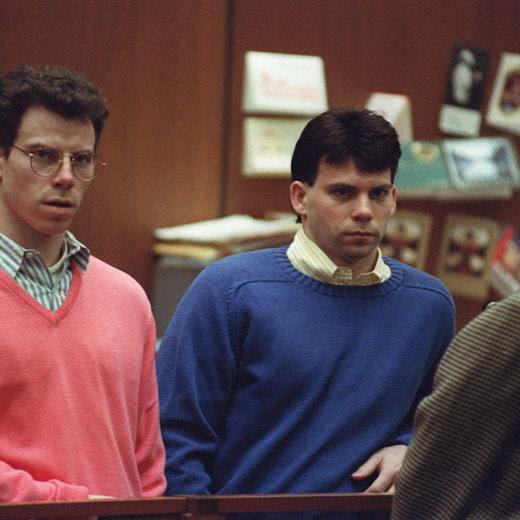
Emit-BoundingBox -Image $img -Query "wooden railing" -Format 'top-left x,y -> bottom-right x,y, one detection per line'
0,493 -> 393,519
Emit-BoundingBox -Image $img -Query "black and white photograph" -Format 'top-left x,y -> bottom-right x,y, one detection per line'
439,44 -> 489,136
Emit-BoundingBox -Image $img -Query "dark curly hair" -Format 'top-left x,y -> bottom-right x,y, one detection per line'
0,65 -> 108,153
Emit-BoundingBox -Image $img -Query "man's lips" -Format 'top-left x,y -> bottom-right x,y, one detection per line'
43,199 -> 75,208
341,231 -> 377,243
344,231 -> 375,237
42,199 -> 77,219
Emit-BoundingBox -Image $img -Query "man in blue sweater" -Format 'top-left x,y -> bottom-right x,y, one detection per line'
157,109 -> 455,513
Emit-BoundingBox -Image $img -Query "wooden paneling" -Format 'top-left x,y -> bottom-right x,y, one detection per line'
1,0 -> 519,328
0,0 -> 228,293
225,0 -> 520,329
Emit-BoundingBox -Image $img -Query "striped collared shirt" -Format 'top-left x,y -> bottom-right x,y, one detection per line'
287,227 -> 391,285
0,231 -> 90,310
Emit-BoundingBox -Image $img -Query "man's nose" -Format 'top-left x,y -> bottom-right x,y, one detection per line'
52,155 -> 75,187
351,194 -> 373,220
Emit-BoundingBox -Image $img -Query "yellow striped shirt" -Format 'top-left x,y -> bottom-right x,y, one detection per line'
286,228 -> 390,285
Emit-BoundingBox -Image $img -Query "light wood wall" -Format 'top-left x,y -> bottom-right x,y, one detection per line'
1,0 -> 519,329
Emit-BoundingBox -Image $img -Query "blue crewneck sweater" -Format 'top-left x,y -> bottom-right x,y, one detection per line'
157,247 -> 455,498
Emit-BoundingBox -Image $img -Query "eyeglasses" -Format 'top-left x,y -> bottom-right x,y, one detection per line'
11,144 -> 106,181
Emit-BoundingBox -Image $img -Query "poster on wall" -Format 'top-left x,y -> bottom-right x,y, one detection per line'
437,214 -> 500,299
486,52 -> 520,135
438,44 -> 489,136
380,210 -> 433,270
242,116 -> 310,176
242,51 -> 328,115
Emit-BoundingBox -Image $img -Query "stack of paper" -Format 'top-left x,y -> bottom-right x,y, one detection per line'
153,214 -> 299,261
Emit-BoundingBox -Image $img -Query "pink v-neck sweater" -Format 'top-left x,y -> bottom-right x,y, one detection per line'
0,257 -> 166,501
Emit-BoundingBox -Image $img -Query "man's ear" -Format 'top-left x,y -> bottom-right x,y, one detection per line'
0,147 -> 5,181
289,181 -> 308,220
390,185 -> 397,215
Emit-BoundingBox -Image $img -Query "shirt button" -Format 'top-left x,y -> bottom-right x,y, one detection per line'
25,252 -> 35,260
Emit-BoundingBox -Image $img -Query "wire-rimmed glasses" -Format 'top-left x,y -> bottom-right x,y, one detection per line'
11,144 -> 106,181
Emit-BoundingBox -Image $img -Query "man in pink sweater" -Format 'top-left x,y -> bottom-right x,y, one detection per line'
0,65 -> 166,501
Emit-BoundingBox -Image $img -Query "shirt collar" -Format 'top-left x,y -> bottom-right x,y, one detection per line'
0,230 -> 90,277
63,231 -> 90,271
287,227 -> 391,285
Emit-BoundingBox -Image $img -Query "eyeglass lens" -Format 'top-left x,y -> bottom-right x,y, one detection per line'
30,147 -> 101,180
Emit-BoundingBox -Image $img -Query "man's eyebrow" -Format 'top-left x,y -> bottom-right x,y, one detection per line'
370,183 -> 393,189
24,141 -> 50,148
328,182 -> 354,188
327,182 -> 393,189
22,143 -> 94,153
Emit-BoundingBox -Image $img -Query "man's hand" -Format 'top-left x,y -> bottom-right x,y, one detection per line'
351,444 -> 407,493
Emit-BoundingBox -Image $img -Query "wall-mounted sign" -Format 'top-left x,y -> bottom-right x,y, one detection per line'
242,116 -> 310,177
242,51 -> 328,115
365,92 -> 413,142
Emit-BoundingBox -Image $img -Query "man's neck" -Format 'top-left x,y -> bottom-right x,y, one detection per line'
29,235 -> 65,267
343,253 -> 378,279
322,244 -> 378,278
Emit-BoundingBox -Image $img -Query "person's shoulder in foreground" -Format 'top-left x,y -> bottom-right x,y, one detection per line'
0,64 -> 165,501
392,290 -> 520,520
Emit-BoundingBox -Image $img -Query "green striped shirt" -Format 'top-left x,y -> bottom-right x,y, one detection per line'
0,231 -> 90,310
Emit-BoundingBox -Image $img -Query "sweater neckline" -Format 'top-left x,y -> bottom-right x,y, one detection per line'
274,247 -> 405,297
0,262 -> 83,324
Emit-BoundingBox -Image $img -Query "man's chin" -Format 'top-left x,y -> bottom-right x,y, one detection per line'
336,246 -> 378,266
35,223 -> 70,238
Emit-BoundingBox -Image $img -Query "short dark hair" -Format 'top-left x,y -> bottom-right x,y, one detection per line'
291,108 -> 401,186
0,65 -> 108,153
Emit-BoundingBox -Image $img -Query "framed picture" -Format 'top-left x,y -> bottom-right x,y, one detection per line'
439,44 -> 489,136
443,45 -> 488,110
437,214 -> 500,299
380,210 -> 433,270
486,52 -> 520,135
442,137 -> 520,193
